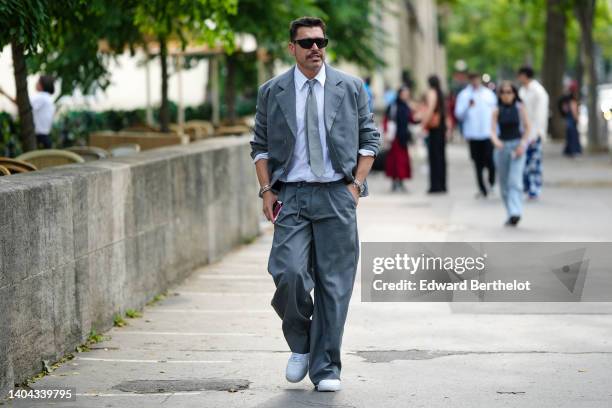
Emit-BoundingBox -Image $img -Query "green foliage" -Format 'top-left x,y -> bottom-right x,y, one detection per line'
125,309 -> 143,318
113,313 -> 127,327
0,97 -> 254,154
316,0 -> 387,70
134,0 -> 237,49
75,329 -> 109,351
145,292 -> 168,306
445,0 -> 612,80
0,0 -> 54,52
445,0 -> 546,79
0,112 -> 20,157
26,0 -> 239,98
228,0 -> 320,59
227,0 -> 385,70
29,0 -> 142,98
593,0 -> 612,60
87,329 -> 106,344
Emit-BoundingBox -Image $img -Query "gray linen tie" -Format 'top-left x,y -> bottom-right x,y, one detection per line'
306,79 -> 324,177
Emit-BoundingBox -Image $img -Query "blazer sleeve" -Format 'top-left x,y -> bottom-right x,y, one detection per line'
250,84 -> 269,161
357,81 -> 381,156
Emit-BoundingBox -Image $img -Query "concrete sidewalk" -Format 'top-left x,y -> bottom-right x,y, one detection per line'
7,140 -> 612,408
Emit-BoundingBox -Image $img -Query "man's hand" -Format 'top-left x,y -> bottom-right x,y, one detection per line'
262,190 -> 278,223
347,183 -> 359,206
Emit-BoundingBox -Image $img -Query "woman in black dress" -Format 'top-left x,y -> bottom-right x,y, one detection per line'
421,75 -> 447,193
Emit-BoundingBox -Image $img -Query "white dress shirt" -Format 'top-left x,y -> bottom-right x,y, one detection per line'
518,79 -> 549,141
254,64 -> 374,182
454,85 -> 497,140
30,92 -> 55,134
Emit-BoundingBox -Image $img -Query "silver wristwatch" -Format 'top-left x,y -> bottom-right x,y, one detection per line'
352,179 -> 365,195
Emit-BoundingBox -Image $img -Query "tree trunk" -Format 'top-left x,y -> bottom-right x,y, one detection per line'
204,56 -> 213,105
159,35 -> 170,132
575,0 -> 601,151
542,0 -> 567,141
10,41 -> 36,152
225,53 -> 237,125
575,36 -> 583,93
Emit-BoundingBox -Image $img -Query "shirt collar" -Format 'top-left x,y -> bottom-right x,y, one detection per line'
294,64 -> 326,90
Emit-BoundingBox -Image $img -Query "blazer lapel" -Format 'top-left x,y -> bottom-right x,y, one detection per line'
324,64 -> 345,134
274,67 -> 297,142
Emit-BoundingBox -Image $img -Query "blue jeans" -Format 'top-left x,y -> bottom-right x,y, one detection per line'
494,139 -> 527,218
523,136 -> 542,197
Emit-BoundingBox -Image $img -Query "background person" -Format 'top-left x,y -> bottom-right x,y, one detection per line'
421,75 -> 448,194
559,81 -> 582,157
383,85 -> 413,192
364,76 -> 374,112
0,75 -> 56,149
517,66 -> 549,200
491,81 -> 531,226
454,72 -> 497,198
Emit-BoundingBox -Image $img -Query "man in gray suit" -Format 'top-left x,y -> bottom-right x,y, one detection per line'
250,17 -> 380,392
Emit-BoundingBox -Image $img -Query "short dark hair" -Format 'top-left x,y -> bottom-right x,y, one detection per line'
289,17 -> 326,42
38,75 -> 55,94
518,66 -> 534,78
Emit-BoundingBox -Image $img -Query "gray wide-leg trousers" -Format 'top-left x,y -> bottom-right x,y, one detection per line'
268,179 -> 359,385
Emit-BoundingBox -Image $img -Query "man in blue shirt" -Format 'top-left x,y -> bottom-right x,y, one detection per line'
455,72 -> 498,197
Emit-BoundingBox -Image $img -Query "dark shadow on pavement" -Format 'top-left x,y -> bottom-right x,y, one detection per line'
254,388 -> 356,408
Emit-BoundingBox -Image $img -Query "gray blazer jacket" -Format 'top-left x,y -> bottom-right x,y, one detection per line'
250,64 -> 380,196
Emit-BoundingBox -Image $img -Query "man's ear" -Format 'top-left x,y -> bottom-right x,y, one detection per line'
288,42 -> 295,57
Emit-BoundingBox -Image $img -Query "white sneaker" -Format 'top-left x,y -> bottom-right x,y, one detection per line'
316,379 -> 341,392
285,353 -> 309,383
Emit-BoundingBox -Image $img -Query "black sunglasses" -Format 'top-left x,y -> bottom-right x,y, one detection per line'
293,37 -> 328,49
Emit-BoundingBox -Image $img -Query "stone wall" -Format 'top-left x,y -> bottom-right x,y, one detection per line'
0,136 -> 260,397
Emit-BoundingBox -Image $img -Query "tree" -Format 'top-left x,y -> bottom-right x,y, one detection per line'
30,0 -> 142,99
542,0 -> 568,141
0,0 -> 62,151
1,0 -> 137,151
316,0 -> 386,70
133,0 -> 237,131
574,0 -> 601,150
445,0 -> 546,79
222,0 -> 319,123
221,0 -> 386,123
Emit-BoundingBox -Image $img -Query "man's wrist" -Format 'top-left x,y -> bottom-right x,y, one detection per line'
352,178 -> 365,195
259,184 -> 273,198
